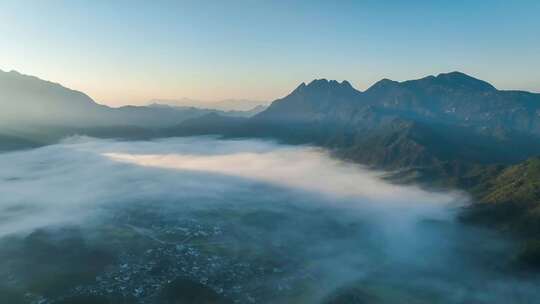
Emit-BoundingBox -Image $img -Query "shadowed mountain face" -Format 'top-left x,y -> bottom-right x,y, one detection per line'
150,98 -> 269,112
254,72 -> 540,136
256,79 -> 361,123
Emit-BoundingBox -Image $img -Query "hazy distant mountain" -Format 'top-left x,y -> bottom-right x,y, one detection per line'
0,69 -> 110,127
150,98 -> 269,111
0,70 -> 260,137
239,104 -> 267,116
148,103 -> 266,117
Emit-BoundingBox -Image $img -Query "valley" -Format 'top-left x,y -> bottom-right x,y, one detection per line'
1,137 -> 538,304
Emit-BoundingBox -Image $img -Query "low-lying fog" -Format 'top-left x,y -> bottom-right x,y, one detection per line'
0,136 -> 538,304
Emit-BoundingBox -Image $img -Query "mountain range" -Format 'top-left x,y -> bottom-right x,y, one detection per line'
2,69 -> 540,266
0,70 -> 262,141
173,72 -> 540,168
149,98 -> 269,111
256,72 -> 540,136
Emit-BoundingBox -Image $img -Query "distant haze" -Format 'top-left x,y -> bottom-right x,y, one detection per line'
0,69 -> 265,133
150,98 -> 270,111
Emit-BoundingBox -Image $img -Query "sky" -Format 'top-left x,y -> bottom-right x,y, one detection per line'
1,0 -> 539,106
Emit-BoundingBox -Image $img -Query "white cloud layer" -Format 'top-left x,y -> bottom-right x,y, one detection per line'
0,135 -> 463,237
1,136 -> 538,303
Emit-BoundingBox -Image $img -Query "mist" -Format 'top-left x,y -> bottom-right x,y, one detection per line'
1,136 -> 538,303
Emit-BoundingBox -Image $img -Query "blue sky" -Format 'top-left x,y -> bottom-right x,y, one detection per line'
1,0 -> 539,106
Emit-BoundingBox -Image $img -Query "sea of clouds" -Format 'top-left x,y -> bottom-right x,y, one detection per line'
0,136 -> 538,303
0,136 -> 462,237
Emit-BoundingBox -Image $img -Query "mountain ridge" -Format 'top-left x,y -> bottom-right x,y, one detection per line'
3,69 -> 540,267
0,69 -> 262,135
255,71 -> 540,137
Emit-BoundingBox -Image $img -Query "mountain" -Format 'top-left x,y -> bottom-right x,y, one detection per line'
149,98 -> 270,111
254,72 -> 540,137
238,104 -> 267,116
5,68 -> 540,175
0,70 -> 109,127
463,156 -> 540,232
362,72 -> 540,135
174,72 -> 540,169
255,79 -> 360,123
457,156 -> 540,268
165,113 -> 247,137
148,103 -> 266,118
0,70 -> 257,140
